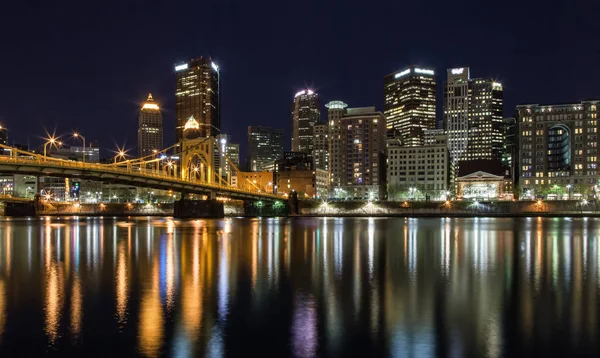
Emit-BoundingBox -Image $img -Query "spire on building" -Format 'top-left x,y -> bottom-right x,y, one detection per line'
142,93 -> 159,110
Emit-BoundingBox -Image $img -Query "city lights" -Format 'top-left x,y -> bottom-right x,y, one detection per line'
175,63 -> 188,71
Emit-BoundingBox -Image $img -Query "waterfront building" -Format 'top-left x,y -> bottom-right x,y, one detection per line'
386,132 -> 453,201
138,93 -> 163,157
455,159 -> 512,200
237,171 -> 274,192
517,100 -> 600,199
274,152 -> 328,198
443,67 -> 503,163
327,102 -> 386,200
175,57 -> 220,143
291,89 -> 320,152
313,122 -> 329,171
384,65 -> 436,146
248,126 -> 284,172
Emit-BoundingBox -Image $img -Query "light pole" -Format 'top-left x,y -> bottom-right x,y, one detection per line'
73,132 -> 86,163
566,184 -> 572,200
43,137 -> 58,160
553,184 -> 559,200
114,150 -> 126,164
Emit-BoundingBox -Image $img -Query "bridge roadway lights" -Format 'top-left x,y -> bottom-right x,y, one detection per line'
173,198 -> 225,219
243,200 -> 290,217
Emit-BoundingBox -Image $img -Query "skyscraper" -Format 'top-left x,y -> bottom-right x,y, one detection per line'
215,134 -> 240,184
248,126 -> 284,172
444,67 -> 503,163
175,57 -> 220,143
384,65 -> 436,146
313,123 -> 329,171
328,102 -> 386,200
137,93 -> 163,157
291,89 -> 320,152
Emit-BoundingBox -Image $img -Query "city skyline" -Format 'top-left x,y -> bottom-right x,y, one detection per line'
0,1 -> 598,159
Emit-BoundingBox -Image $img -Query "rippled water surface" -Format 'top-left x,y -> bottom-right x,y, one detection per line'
0,217 -> 598,357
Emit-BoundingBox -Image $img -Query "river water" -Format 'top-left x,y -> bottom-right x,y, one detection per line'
0,217 -> 597,357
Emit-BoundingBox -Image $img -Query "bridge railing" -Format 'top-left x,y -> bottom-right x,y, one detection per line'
0,155 -> 282,199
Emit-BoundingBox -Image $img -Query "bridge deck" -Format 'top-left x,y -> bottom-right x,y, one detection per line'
0,156 -> 281,201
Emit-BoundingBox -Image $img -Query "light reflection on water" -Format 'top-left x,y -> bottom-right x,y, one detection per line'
0,217 -> 597,356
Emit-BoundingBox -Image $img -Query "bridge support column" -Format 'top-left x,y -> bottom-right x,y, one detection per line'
243,200 -> 290,217
174,198 -> 224,219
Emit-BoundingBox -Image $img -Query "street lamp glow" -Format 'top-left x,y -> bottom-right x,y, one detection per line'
43,135 -> 61,159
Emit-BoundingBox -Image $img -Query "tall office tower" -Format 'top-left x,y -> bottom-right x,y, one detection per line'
384,65 -> 436,146
327,102 -> 386,200
313,123 -> 329,170
215,134 -> 240,183
291,89 -> 320,152
175,57 -> 220,143
517,101 -> 600,198
138,93 -> 163,157
248,126 -> 284,172
444,67 -> 504,163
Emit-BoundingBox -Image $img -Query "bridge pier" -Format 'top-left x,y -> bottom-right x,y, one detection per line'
243,200 -> 290,217
4,194 -> 41,217
173,198 -> 224,219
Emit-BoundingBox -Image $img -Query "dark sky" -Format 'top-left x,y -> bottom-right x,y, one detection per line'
1,0 -> 599,160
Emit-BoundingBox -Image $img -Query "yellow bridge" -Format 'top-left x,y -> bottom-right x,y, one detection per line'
0,137 -> 280,202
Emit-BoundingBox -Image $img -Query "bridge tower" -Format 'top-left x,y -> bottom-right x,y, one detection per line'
179,116 -> 222,185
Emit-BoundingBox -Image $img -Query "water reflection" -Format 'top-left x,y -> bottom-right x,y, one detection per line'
0,217 -> 597,356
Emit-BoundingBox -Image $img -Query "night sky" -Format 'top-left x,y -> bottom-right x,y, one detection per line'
1,0 -> 598,160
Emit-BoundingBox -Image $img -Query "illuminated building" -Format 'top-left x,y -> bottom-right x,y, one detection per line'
291,89 -> 320,152
384,65 -> 436,146
215,134 -> 239,184
312,123 -> 329,171
138,93 -> 163,157
386,133 -> 453,201
274,152 -> 329,198
327,102 -> 386,200
175,57 -> 220,143
443,67 -> 503,163
248,126 -> 284,172
455,160 -> 512,200
517,101 -> 600,199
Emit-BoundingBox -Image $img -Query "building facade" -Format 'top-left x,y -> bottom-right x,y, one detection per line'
215,134 -> 239,185
517,101 -> 600,199
248,126 -> 284,172
274,152 -> 327,198
386,133 -> 453,201
291,89 -> 320,153
138,93 -> 163,157
175,57 -> 220,143
313,123 -> 329,171
455,159 -> 512,200
444,67 -> 503,163
328,103 -> 386,200
384,65 -> 436,147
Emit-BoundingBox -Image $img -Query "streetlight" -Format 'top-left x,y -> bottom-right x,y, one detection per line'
114,150 -> 126,163
553,184 -> 559,199
43,136 -> 59,159
566,184 -> 572,200
73,132 -> 86,163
